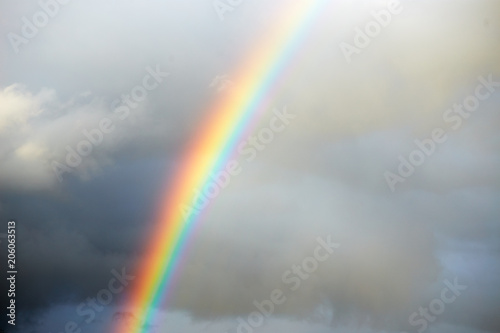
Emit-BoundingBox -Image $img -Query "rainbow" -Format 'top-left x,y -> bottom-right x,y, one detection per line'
117,1 -> 329,332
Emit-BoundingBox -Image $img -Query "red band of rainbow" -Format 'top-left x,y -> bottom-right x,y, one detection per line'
116,2 -> 330,332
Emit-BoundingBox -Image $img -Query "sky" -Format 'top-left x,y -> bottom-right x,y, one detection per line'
0,0 -> 499,332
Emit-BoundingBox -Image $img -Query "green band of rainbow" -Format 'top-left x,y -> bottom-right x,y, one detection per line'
117,2 -> 330,332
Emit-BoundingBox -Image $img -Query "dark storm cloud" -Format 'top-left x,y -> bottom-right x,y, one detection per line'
0,157 -> 172,319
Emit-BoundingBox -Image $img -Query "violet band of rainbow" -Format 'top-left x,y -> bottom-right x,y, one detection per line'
117,2 -> 330,332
